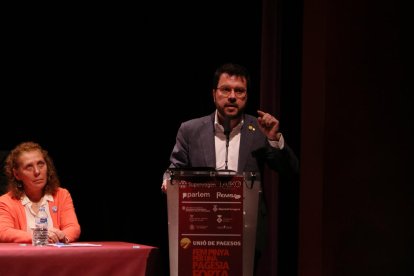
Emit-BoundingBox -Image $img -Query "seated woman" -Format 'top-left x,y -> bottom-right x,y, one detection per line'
0,141 -> 80,244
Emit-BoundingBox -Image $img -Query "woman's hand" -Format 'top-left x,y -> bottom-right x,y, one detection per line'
48,227 -> 68,243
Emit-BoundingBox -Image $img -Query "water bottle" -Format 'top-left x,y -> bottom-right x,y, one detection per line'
32,206 -> 48,246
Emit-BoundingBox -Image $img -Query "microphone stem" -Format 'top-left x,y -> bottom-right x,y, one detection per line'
225,137 -> 229,170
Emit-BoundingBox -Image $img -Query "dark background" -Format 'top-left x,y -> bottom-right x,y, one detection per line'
2,0 -> 413,275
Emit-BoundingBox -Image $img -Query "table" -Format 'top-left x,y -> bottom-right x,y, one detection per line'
0,241 -> 159,276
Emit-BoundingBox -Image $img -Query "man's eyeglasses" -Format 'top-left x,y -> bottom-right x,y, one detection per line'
216,86 -> 247,98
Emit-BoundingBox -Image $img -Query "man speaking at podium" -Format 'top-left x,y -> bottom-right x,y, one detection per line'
161,63 -> 299,274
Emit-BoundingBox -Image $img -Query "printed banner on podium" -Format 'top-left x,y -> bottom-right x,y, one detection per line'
176,175 -> 244,276
167,170 -> 260,276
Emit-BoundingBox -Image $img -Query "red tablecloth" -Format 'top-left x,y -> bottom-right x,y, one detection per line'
0,241 -> 158,276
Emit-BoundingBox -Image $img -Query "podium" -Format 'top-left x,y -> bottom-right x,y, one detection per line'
166,169 -> 262,276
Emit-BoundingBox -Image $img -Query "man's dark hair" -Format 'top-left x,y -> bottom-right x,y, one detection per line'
212,63 -> 251,91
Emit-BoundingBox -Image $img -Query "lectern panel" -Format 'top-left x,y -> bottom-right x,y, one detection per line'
167,170 -> 261,276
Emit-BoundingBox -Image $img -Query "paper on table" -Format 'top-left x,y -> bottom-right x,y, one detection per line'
47,243 -> 102,247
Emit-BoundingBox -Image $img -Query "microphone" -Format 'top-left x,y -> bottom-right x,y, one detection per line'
223,116 -> 231,139
223,117 -> 231,170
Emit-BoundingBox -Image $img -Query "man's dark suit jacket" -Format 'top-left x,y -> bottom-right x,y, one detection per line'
169,112 -> 298,174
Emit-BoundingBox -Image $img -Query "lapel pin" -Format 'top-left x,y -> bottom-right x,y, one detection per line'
248,125 -> 255,131
52,206 -> 58,213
